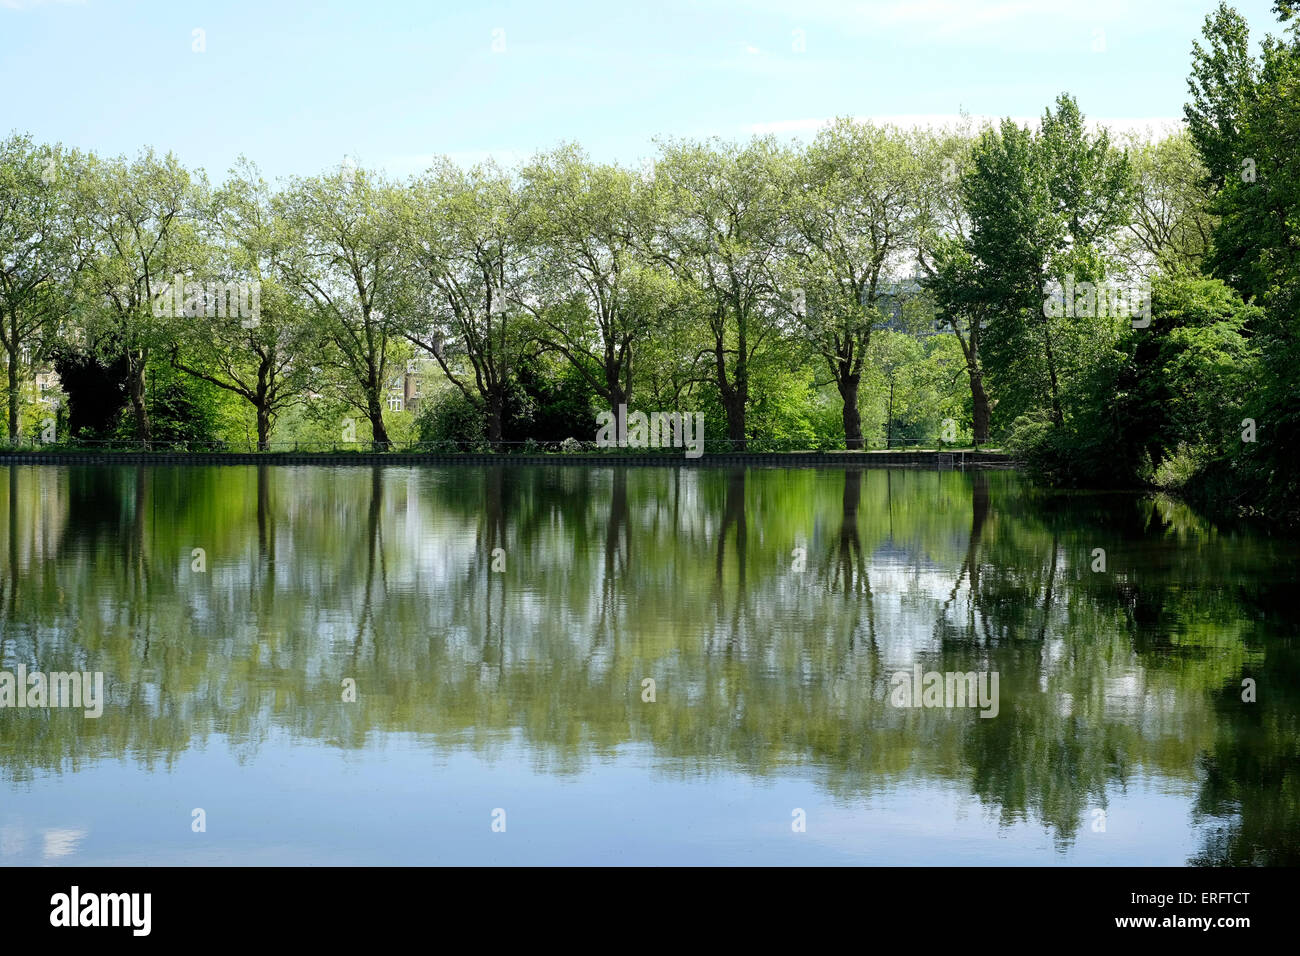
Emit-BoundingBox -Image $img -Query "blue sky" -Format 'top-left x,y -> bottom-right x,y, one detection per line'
0,0 -> 1286,182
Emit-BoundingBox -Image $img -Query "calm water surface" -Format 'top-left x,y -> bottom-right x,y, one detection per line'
1,464 -> 1296,865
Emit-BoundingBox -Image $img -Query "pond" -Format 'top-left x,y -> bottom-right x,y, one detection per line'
0,463 -> 1296,865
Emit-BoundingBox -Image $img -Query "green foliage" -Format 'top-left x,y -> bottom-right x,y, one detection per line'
111,359 -> 234,446
52,348 -> 129,440
0,133 -> 78,442
1120,131 -> 1216,273
416,387 -> 487,448
958,95 -> 1133,430
505,359 -> 597,444
1180,2 -> 1300,520
744,363 -> 826,450
1011,275 -> 1260,488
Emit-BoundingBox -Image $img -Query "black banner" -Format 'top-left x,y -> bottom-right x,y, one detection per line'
0,865 -> 1283,942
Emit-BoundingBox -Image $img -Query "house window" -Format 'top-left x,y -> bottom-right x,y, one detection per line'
388,395 -> 403,412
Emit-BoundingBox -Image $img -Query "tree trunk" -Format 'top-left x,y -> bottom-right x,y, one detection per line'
723,392 -> 746,451
886,381 -> 895,449
1041,323 -> 1064,427
733,325 -> 748,451
839,375 -> 863,450
486,393 -> 504,450
128,362 -> 151,444
605,351 -> 629,411
255,357 -> 273,451
714,320 -> 747,450
6,344 -> 18,444
951,323 -> 989,449
367,394 -> 389,450
256,404 -> 272,451
969,369 -> 991,447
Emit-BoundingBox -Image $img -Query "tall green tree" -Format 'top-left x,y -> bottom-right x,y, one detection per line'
650,138 -> 787,448
1185,2 -> 1300,513
917,127 -> 997,445
783,120 -> 924,448
519,145 -> 665,412
957,96 -> 1132,429
0,135 -> 81,442
278,164 -> 405,447
400,159 -> 533,447
74,149 -> 199,443
172,159 -> 316,449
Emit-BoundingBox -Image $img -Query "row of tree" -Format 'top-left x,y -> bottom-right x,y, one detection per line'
0,2 -> 1296,512
0,99 -> 1198,450
0,120 -> 971,450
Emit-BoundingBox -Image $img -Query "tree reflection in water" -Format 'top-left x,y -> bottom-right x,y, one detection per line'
0,463 -> 1296,863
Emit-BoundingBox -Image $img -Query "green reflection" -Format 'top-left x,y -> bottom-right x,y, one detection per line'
0,463 -> 1296,864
